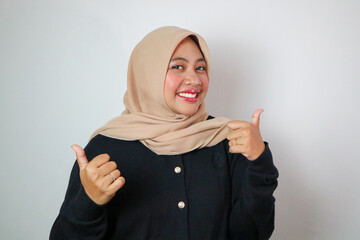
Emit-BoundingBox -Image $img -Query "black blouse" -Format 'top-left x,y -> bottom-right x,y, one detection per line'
50,129 -> 278,240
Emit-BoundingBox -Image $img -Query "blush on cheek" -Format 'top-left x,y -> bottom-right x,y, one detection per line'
202,79 -> 209,87
200,77 -> 209,90
164,72 -> 181,95
166,81 -> 178,90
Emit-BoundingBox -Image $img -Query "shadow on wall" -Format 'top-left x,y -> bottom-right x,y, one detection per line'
206,39 -> 323,239
206,38 -> 245,119
269,132 -> 322,240
206,38 -> 270,120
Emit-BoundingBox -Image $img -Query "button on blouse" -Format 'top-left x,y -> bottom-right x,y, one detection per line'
174,166 -> 181,173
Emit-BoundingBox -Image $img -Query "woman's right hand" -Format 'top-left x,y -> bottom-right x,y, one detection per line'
71,144 -> 125,205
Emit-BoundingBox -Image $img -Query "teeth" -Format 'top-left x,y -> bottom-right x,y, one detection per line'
178,92 -> 197,98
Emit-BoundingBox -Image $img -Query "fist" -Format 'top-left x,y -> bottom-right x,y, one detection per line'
71,144 -> 125,205
227,109 -> 266,161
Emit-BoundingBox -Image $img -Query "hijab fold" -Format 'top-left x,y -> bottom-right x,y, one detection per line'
90,26 -> 229,155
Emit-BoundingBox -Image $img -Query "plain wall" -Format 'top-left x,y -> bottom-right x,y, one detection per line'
1,0 -> 360,239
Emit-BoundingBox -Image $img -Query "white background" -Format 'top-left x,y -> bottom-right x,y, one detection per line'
1,0 -> 360,239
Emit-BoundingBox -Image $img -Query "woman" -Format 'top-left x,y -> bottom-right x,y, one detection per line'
50,26 -> 278,240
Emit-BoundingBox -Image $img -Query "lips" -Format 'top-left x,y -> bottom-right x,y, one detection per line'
176,89 -> 200,102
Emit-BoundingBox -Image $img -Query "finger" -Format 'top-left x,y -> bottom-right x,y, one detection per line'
89,153 -> 111,168
98,161 -> 117,176
227,120 -> 249,131
229,138 -> 245,147
103,169 -> 121,187
107,176 -> 126,194
229,138 -> 238,146
227,122 -> 251,140
227,129 -> 246,141
251,108 -> 264,129
229,144 -> 245,154
227,125 -> 254,140
71,144 -> 88,170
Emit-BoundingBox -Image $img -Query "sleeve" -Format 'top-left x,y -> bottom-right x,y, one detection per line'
49,135 -> 108,240
228,142 -> 279,240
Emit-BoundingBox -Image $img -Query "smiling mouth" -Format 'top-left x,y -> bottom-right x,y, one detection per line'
176,92 -> 199,102
177,92 -> 197,98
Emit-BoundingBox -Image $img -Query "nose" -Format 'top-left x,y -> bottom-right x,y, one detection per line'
184,70 -> 201,86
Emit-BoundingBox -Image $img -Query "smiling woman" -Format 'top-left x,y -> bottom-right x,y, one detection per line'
50,26 -> 278,240
164,37 -> 209,116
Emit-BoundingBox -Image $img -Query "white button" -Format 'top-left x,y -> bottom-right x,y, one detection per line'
178,201 -> 185,209
174,166 -> 181,173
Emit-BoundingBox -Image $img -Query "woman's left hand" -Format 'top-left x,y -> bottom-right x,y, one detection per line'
227,109 -> 266,161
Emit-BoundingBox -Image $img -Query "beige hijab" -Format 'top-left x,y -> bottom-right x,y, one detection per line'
90,26 -> 229,155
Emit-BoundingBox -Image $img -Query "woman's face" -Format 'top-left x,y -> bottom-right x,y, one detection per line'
164,37 -> 209,116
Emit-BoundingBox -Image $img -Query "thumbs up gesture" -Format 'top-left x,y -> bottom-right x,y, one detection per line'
227,109 -> 266,161
71,144 -> 125,205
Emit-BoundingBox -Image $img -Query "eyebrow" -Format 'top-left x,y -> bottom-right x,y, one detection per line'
170,57 -> 206,63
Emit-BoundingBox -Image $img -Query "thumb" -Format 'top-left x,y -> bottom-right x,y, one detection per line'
251,108 -> 264,129
71,144 -> 88,170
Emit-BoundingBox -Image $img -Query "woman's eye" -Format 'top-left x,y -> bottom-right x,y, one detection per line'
171,65 -> 183,70
196,66 -> 206,71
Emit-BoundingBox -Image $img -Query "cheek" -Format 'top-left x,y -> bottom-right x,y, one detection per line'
200,75 -> 209,92
164,72 -> 181,95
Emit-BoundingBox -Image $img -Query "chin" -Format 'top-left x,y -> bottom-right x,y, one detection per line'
177,107 -> 200,116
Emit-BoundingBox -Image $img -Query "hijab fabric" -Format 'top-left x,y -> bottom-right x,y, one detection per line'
90,26 -> 229,155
